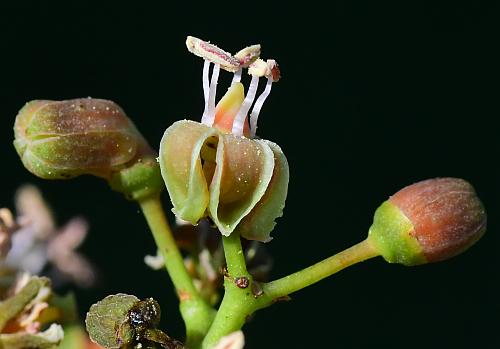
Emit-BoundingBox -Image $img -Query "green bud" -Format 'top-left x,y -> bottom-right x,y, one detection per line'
85,294 -> 139,348
14,98 -> 163,200
368,178 -> 486,266
85,294 -> 184,349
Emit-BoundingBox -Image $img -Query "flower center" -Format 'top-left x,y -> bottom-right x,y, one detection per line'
186,36 -> 280,138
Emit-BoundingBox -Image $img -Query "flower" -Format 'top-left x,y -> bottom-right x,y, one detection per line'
367,178 -> 486,265
159,36 -> 289,242
1,185 -> 96,288
0,275 -> 64,349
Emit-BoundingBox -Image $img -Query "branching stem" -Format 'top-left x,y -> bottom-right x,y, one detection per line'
138,195 -> 215,348
202,237 -> 379,348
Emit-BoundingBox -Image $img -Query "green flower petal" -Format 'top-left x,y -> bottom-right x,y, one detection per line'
159,120 -> 219,224
208,134 -> 275,236
235,141 -> 289,242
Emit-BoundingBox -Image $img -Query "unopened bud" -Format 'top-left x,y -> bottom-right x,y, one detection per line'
14,98 -> 163,200
368,178 -> 486,265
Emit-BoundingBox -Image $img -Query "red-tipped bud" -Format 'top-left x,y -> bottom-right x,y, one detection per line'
368,178 -> 486,265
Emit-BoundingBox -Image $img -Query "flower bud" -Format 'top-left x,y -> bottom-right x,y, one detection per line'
368,178 -> 486,265
86,294 -> 183,349
85,294 -> 139,349
14,98 -> 163,200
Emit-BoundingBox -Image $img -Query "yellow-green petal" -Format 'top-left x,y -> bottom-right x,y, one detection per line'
208,134 -> 275,236
235,141 -> 289,242
159,120 -> 219,224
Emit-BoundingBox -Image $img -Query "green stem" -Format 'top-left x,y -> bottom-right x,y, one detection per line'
202,238 -> 379,348
201,233 -> 253,349
222,233 -> 249,276
259,238 -> 379,303
138,195 -> 215,348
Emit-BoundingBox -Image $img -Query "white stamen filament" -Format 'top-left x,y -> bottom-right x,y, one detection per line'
249,77 -> 273,138
232,75 -> 259,136
202,60 -> 210,101
200,60 -> 211,125
201,63 -> 221,126
232,69 -> 242,84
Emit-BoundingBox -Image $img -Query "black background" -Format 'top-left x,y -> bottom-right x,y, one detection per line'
1,1 -> 499,348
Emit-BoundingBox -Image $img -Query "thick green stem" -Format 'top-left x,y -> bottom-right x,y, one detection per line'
202,238 -> 379,348
201,234 -> 253,349
138,195 -> 215,348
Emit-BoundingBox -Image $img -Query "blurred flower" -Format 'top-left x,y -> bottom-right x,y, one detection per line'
1,185 -> 96,288
213,330 -> 245,349
0,209 -> 18,258
160,36 -> 289,242
0,275 -> 64,349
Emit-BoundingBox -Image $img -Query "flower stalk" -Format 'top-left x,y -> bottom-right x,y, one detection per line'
138,195 -> 215,347
201,236 -> 380,349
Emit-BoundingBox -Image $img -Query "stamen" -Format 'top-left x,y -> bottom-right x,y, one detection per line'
203,60 -> 210,102
232,69 -> 242,84
234,45 -> 261,67
249,77 -> 273,137
186,36 -> 240,72
232,75 -> 259,136
205,64 -> 221,126
200,60 -> 212,125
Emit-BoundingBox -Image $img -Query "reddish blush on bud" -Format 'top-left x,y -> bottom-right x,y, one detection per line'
389,177 -> 486,263
368,178 -> 486,265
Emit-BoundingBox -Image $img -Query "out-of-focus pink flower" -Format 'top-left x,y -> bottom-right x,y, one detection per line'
1,185 -> 96,288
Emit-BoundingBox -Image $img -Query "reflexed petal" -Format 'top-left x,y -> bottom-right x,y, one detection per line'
208,134 -> 275,236
159,120 -> 218,224
235,141 -> 289,242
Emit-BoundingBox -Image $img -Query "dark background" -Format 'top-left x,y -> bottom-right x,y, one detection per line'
1,1 -> 499,348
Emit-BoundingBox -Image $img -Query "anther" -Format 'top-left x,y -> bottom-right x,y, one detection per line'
186,36 -> 240,72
